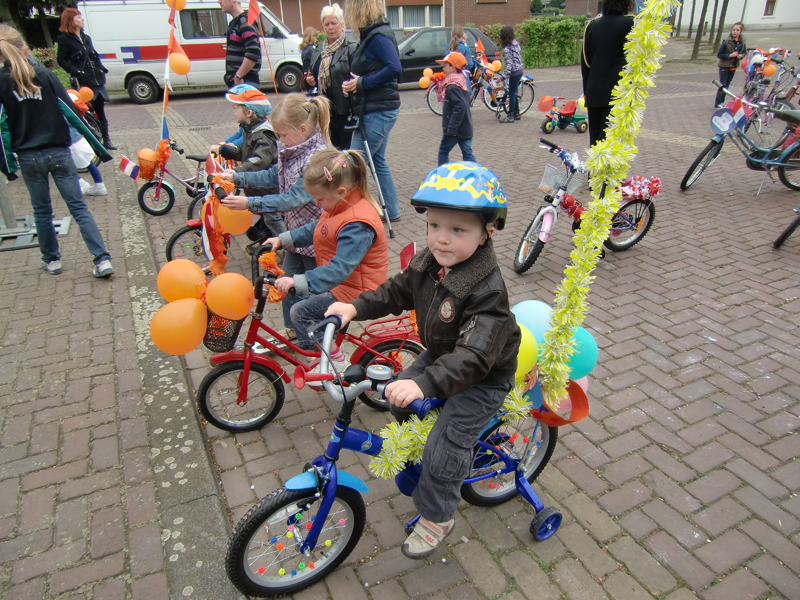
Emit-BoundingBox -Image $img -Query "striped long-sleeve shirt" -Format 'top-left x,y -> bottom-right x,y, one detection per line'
225,12 -> 262,86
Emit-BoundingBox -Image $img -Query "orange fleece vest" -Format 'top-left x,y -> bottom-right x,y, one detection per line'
313,192 -> 388,302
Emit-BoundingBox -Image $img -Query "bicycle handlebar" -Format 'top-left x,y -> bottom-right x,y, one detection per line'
539,138 -> 558,150
251,243 -> 273,284
169,140 -> 184,154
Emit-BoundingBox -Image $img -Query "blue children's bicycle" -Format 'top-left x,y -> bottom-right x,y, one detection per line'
225,317 -> 562,597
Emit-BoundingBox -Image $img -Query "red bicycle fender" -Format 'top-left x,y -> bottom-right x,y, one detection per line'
209,351 -> 290,383
186,218 -> 202,226
350,334 -> 423,364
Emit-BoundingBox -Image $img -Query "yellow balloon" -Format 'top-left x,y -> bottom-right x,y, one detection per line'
206,273 -> 255,321
79,86 -> 95,103
423,68 -> 433,78
419,76 -> 431,89
150,298 -> 208,355
166,0 -> 187,9
514,324 -> 539,382
217,205 -> 253,235
169,52 -> 191,76
763,62 -> 777,77
491,60 -> 502,72
577,95 -> 586,111
157,259 -> 207,302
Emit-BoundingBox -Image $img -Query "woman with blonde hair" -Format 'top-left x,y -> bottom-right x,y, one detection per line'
342,0 -> 402,222
300,27 -> 319,72
305,3 -> 357,149
0,24 -> 114,277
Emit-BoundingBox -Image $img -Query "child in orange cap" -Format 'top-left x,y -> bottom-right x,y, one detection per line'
435,52 -> 475,166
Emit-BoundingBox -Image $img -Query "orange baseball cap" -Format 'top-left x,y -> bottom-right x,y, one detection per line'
436,52 -> 467,70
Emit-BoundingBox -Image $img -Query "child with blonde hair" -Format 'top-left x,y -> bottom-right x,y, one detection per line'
221,93 -> 333,338
265,148 -> 387,377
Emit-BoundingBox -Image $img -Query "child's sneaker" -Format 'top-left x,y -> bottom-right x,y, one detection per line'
307,352 -> 350,389
402,517 -> 455,559
85,183 -> 108,196
78,178 -> 92,194
42,260 -> 62,275
92,260 -> 114,278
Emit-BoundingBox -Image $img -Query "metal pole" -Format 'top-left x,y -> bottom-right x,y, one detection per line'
451,0 -> 454,27
0,178 -> 28,235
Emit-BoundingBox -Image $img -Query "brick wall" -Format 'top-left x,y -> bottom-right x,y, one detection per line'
444,0 -> 532,28
565,0 -> 601,17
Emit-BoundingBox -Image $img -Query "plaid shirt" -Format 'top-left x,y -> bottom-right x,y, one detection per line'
280,131 -> 327,258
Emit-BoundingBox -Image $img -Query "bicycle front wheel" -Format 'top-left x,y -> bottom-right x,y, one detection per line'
187,193 -> 205,221
680,139 -> 723,190
196,361 -> 285,432
778,144 -> 800,191
517,81 -> 535,116
138,181 -> 175,216
774,213 -> 800,248
461,416 -> 557,507
513,210 -> 547,274
226,487 -> 366,597
604,200 -> 655,252
426,84 -> 444,116
165,224 -> 206,266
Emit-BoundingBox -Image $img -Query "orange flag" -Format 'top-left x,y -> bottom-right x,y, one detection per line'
247,0 -> 260,25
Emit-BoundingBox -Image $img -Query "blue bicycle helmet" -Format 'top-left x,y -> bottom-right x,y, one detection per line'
411,162 -> 507,230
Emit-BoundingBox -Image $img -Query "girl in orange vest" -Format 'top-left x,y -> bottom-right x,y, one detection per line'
265,149 -> 389,376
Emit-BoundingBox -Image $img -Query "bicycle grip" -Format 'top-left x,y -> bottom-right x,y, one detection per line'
214,186 -> 228,201
712,79 -> 723,88
251,244 -> 273,282
407,397 -> 447,418
307,315 -> 342,336
539,138 -> 558,150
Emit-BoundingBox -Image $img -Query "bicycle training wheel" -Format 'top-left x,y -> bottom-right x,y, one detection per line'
778,144 -> 800,191
356,339 -> 424,411
461,414 -> 557,507
165,224 -> 206,266
196,361 -> 285,432
513,209 -> 547,274
226,487 -> 366,597
187,192 -> 205,221
773,213 -> 800,248
680,139 -> 723,190
604,200 -> 655,252
138,181 -> 175,216
425,84 -> 444,116
517,81 -> 535,116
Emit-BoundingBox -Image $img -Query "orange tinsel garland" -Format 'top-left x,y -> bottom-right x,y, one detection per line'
156,139 -> 171,170
258,252 -> 287,303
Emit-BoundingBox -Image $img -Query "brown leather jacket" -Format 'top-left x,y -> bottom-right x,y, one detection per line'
351,238 -> 520,400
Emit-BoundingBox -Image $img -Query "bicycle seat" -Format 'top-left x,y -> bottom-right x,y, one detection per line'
185,154 -> 208,163
557,100 -> 578,116
771,108 -> 800,127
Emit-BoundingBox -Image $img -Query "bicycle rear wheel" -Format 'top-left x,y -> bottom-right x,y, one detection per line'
166,224 -> 205,265
777,144 -> 800,191
517,81 -> 535,116
773,213 -> 800,248
604,200 -> 655,252
426,84 -> 444,116
680,139 -> 723,190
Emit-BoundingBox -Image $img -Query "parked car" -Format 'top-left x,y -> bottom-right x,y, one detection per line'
78,0 -> 303,104
344,28 -> 407,44
396,27 -> 500,83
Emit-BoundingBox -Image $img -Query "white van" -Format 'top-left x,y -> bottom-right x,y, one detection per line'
77,0 -> 303,103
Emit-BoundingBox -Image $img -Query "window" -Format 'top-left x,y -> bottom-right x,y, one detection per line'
428,5 -> 442,26
180,9 -> 228,39
258,14 -> 285,38
403,6 -> 426,28
387,5 -> 444,29
764,0 -> 776,16
387,6 -> 400,28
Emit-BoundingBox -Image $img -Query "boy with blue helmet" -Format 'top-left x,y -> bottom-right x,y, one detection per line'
326,162 -> 520,558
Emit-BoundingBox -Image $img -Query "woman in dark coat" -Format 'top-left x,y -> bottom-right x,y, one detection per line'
304,4 -> 356,150
56,7 -> 116,150
580,0 -> 634,147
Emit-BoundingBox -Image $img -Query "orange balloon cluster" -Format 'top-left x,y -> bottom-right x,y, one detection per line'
150,298 -> 207,355
419,76 -> 431,88
491,60 -> 502,72
79,87 -> 94,103
206,273 -> 255,320
157,259 -> 207,302
169,53 -> 191,75
166,0 -> 187,9
423,68 -> 433,78
217,205 -> 253,235
763,62 -> 777,77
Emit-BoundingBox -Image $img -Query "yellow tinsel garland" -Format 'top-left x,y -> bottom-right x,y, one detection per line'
538,0 -> 680,409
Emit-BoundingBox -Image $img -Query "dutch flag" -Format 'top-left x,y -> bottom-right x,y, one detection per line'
731,97 -> 748,129
118,155 -> 139,181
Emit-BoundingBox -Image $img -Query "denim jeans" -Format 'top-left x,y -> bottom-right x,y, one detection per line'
349,109 -> 401,220
280,251 -> 318,329
438,136 -> 476,166
18,148 -> 110,265
289,291 -> 337,350
507,74 -> 522,114
715,68 -> 736,106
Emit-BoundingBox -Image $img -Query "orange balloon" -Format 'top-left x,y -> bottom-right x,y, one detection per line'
491,60 -> 502,72
66,88 -> 79,97
423,68 -> 433,78
165,0 -> 187,9
763,62 -> 777,77
79,87 -> 94,103
419,76 -> 431,89
169,52 -> 191,76
138,148 -> 157,162
205,273 -> 255,320
217,206 -> 253,235
157,259 -> 207,302
537,95 -> 555,112
150,298 -> 208,355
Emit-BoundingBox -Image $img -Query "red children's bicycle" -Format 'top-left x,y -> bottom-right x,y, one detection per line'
195,245 -> 424,432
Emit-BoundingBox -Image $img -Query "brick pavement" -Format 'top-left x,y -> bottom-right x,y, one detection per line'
2,32 -> 799,600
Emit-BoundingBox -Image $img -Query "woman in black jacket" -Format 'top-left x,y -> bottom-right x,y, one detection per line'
304,4 -> 356,149
56,7 -> 116,150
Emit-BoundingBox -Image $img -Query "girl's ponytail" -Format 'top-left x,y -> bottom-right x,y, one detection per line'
311,95 -> 332,148
346,150 -> 382,216
0,25 -> 39,97
302,149 -> 383,217
450,25 -> 464,52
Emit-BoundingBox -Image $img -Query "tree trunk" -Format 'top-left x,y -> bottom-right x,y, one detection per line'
713,0 -> 731,52
691,0 -> 711,60
688,0 -> 697,38
708,0 -> 719,44
38,8 -> 53,48
676,1 -> 684,37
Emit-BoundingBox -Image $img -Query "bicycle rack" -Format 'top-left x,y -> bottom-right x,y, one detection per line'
0,176 -> 71,252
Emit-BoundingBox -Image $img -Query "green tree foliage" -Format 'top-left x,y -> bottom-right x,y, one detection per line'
531,0 -> 544,13
548,0 -> 566,9
482,16 -> 585,68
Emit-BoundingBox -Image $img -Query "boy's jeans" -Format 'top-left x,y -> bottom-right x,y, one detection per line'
350,109 -> 401,220
289,292 -> 337,350
17,148 -> 111,265
438,136 -> 476,166
389,350 -> 510,523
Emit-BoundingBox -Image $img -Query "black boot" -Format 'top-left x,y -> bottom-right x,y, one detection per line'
100,121 -> 117,150
514,110 -> 521,120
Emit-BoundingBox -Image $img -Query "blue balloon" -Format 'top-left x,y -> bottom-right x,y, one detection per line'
511,300 -> 552,345
568,326 -> 598,380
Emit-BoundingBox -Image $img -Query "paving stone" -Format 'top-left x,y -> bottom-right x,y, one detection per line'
748,555 -> 800,600
357,547 -> 420,583
734,487 -> 800,535
537,465 -> 577,500
10,540 -> 86,584
724,458 -> 788,500
598,481 -> 652,516
563,493 -> 621,543
50,552 -> 125,594
763,433 -> 800,461
642,500 -> 706,549
400,561 -> 466,598
683,442 -> 735,473
602,455 -> 652,487
738,519 -> 800,573
641,446 -> 695,482
561,432 -> 611,469
642,471 -> 701,516
551,558 -> 609,600
618,510 -> 658,541
499,550 -> 561,600
452,539 -> 506,597
771,459 -> 800,491
130,572 -> 169,600
128,523 -> 164,578
0,530 -> 53,564
461,506 -> 517,552
18,487 -> 55,534
639,423 -> 694,454
646,532 -> 715,592
701,568 -> 767,600
684,471 -> 742,504
556,457 -> 609,497
694,531 -> 760,574
92,579 -> 126,600
603,571 -> 652,600
756,412 -> 800,438
556,522 -> 618,577
366,500 -> 406,550
607,536 -> 676,595
601,432 -> 650,459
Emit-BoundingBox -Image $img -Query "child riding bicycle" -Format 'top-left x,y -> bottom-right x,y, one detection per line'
326,162 -> 521,558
